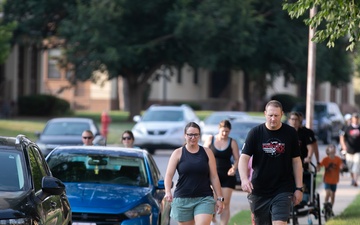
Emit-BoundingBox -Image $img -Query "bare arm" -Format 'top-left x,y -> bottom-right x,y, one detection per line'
305,141 -> 319,164
292,156 -> 303,205
229,139 -> 240,176
204,147 -> 224,214
202,135 -> 213,148
239,153 -> 252,193
339,135 -> 346,151
164,148 -> 181,202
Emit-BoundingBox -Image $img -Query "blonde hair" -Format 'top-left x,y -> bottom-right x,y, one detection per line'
325,144 -> 336,156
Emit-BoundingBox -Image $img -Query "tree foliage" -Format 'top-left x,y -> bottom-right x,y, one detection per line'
2,0 -> 355,116
283,0 -> 360,51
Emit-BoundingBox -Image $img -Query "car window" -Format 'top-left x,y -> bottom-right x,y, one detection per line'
142,110 -> 184,122
47,153 -> 149,187
28,147 -> 48,192
146,154 -> 161,183
0,150 -> 26,191
43,122 -> 91,135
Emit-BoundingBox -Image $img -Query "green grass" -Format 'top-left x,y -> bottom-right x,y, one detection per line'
326,194 -> 360,225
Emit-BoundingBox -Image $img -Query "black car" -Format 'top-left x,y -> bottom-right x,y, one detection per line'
291,101 -> 345,144
36,117 -> 106,156
0,134 -> 72,225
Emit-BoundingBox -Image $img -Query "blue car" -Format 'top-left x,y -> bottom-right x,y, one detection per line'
46,146 -> 170,225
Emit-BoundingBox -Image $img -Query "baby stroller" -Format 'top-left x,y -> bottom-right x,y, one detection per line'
289,162 -> 322,225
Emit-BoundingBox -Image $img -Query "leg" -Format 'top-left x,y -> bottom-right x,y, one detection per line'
324,189 -> 331,203
352,153 -> 360,186
219,187 -> 233,225
194,214 -> 213,225
179,221 -> 195,225
248,194 -> 272,225
270,192 -> 293,225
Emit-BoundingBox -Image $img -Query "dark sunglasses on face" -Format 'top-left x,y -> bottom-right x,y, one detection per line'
122,137 -> 132,140
82,136 -> 93,139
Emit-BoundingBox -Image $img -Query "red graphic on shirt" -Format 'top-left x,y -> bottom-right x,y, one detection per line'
262,141 -> 285,157
349,128 -> 360,137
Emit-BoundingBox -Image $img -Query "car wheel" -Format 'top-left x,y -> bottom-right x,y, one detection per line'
322,129 -> 332,144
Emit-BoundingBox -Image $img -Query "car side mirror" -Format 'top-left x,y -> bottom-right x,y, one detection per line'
133,115 -> 141,122
157,179 -> 173,189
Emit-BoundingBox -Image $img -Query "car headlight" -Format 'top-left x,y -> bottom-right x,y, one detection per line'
169,127 -> 183,135
124,204 -> 152,218
0,218 -> 32,224
133,126 -> 147,136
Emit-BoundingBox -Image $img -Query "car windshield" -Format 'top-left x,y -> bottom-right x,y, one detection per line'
43,122 -> 91,135
0,150 -> 26,191
47,153 -> 149,187
142,110 -> 184,122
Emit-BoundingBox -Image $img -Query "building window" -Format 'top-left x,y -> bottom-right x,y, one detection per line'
48,49 -> 61,79
193,68 -> 198,84
177,66 -> 182,84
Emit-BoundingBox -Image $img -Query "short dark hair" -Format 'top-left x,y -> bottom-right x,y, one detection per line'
122,130 -> 135,140
219,120 -> 232,129
265,100 -> 283,111
184,122 -> 201,134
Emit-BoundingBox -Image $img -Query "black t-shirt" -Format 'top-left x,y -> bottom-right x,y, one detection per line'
341,125 -> 360,154
242,123 -> 301,196
297,127 -> 316,162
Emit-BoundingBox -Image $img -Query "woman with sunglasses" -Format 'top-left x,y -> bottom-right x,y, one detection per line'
82,130 -> 95,146
121,130 -> 139,148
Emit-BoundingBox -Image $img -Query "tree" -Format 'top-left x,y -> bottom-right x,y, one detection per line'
283,0 -> 360,51
0,0 -> 16,64
58,0 -> 260,119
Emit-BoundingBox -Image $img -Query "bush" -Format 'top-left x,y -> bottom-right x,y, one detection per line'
18,94 -> 72,116
271,93 -> 303,113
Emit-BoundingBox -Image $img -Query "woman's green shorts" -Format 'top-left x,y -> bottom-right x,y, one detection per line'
170,196 -> 216,222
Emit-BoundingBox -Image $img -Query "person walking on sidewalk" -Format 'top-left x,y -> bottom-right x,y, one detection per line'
203,119 -> 240,225
317,144 -> 343,214
239,100 -> 303,225
339,112 -> 360,187
164,122 -> 224,225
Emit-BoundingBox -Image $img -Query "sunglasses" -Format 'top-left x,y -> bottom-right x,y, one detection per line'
82,136 -> 93,139
122,137 -> 132,140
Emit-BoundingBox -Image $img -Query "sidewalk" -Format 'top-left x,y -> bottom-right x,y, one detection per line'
228,172 -> 360,225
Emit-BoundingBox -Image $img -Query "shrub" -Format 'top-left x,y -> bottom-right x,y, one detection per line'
18,94 -> 72,116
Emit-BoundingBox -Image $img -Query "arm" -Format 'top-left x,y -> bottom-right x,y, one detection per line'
292,156 -> 303,205
164,148 -> 181,202
305,141 -> 319,164
339,134 -> 347,151
228,139 -> 240,176
202,135 -> 213,148
204,147 -> 224,214
239,153 -> 252,193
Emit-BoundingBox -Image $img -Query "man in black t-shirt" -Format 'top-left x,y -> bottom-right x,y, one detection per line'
239,100 -> 303,225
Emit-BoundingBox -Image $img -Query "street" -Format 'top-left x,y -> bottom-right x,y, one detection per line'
153,143 -> 329,225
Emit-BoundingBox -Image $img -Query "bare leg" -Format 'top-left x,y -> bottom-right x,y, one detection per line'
178,220 -> 195,225
194,214 -> 213,225
219,187 -> 233,225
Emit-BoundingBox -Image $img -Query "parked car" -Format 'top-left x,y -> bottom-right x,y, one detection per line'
228,119 -> 264,186
46,146 -> 171,225
132,104 -> 200,154
200,111 -> 250,144
35,117 -> 106,156
0,134 -> 72,225
291,101 -> 345,144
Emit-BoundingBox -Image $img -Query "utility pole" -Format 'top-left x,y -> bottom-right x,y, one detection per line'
305,7 -> 317,129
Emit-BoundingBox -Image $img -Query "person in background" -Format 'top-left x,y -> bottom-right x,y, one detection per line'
344,113 -> 352,126
203,120 -> 239,225
298,112 -> 320,166
339,112 -> 360,187
317,144 -> 343,214
82,130 -> 94,146
164,122 -> 224,225
239,100 -> 303,225
121,130 -> 138,148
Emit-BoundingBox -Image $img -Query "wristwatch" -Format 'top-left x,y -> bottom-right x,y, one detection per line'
295,187 -> 304,192
217,197 -> 225,202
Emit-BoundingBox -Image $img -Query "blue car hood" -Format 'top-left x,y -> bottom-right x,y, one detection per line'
66,183 -> 152,213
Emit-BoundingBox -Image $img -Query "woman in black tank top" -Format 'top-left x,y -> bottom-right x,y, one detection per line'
164,122 -> 224,224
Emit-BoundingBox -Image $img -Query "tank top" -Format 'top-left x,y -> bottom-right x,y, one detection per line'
173,146 -> 214,198
209,136 -> 233,172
